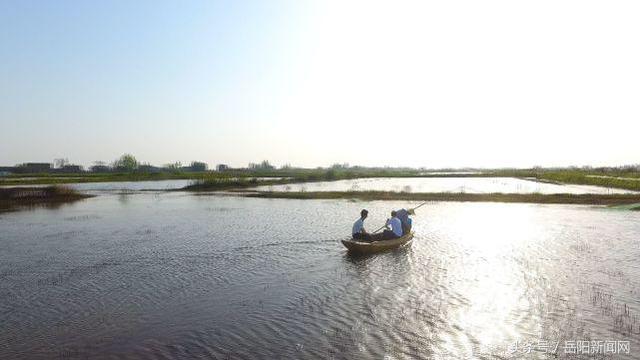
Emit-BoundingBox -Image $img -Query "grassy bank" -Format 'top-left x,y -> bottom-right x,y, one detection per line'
240,191 -> 640,206
493,169 -> 640,191
0,186 -> 93,211
537,172 -> 640,191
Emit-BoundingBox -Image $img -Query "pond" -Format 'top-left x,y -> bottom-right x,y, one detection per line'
252,177 -> 635,194
1,193 -> 639,359
0,178 -> 287,193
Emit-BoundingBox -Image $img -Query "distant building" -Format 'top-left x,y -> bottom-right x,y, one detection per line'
90,164 -> 111,173
15,163 -> 52,173
217,164 -> 230,172
57,165 -> 83,173
0,166 -> 16,175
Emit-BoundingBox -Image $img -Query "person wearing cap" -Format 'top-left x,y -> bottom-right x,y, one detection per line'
352,209 -> 372,241
394,208 -> 415,234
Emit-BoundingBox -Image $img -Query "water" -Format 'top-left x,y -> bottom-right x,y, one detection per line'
0,178 -> 287,192
252,177 -> 636,194
71,179 -> 194,192
0,179 -> 191,191
1,193 -> 639,359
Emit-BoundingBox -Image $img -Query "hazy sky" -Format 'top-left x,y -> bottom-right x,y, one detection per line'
1,0 -> 638,168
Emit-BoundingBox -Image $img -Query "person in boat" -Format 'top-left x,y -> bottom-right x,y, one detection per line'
394,208 -> 415,234
382,210 -> 403,240
352,209 -> 372,241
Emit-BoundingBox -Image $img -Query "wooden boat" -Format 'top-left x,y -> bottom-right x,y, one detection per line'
341,232 -> 414,254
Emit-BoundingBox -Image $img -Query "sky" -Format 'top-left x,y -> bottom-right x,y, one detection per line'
1,0 -> 638,169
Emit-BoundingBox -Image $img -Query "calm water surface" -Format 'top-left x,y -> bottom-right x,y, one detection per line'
1,193 -> 639,359
253,177 -> 636,194
1,178 -> 285,192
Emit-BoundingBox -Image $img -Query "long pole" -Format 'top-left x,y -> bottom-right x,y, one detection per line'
371,224 -> 387,234
411,200 -> 429,211
371,200 -> 430,234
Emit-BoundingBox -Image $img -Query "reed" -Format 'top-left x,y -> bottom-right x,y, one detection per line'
0,186 -> 93,211
181,177 -> 264,191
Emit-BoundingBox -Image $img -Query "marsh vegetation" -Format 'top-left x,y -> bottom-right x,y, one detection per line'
0,186 -> 93,211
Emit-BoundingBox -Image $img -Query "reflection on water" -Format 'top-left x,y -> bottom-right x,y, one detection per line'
253,177 -> 636,194
0,178 -> 288,192
1,193 -> 639,359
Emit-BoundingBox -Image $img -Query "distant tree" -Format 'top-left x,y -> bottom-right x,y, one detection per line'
325,168 -> 337,180
113,154 -> 138,172
331,163 -> 349,169
280,163 -> 292,170
190,161 -> 207,171
138,162 -> 160,173
260,160 -> 274,170
216,164 -> 230,172
164,162 -> 182,171
247,160 -> 275,170
54,158 -> 69,169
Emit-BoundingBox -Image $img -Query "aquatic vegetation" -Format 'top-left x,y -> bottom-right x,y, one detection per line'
182,177 -> 264,191
0,186 -> 93,211
0,185 -> 88,201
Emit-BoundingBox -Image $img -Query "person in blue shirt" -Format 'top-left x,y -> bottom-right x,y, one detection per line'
352,209 -> 372,241
382,211 -> 403,240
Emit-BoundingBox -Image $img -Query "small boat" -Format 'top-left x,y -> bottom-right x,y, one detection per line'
341,232 -> 414,254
